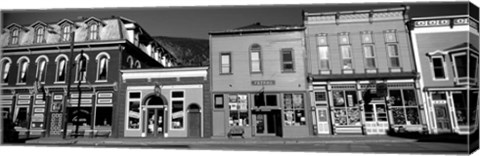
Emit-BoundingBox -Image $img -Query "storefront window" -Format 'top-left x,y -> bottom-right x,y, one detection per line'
214,94 -> 224,109
254,93 -> 277,107
389,89 -> 420,125
127,92 -> 141,129
67,107 -> 92,129
470,91 -> 479,126
14,107 -> 28,128
452,91 -> 467,126
229,94 -> 249,126
171,100 -> 184,129
95,107 -> 112,129
332,90 -> 360,126
284,94 -> 306,126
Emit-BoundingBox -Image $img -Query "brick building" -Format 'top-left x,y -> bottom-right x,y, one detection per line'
0,16 -> 178,138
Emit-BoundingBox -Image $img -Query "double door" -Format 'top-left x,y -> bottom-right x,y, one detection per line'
254,111 -> 281,136
143,107 -> 165,137
365,103 -> 389,135
434,104 -> 452,133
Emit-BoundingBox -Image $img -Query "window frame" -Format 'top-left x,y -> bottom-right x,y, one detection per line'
387,44 -> 401,68
35,56 -> 49,83
388,89 -> 420,126
9,28 -> 20,45
249,44 -> 262,73
16,57 -> 30,85
317,46 -> 330,70
74,54 -> 89,83
60,24 -> 72,42
220,52 -> 232,75
1,58 -> 12,84
170,90 -> 185,130
214,94 -> 224,109
340,45 -> 353,70
363,44 -> 376,69
283,93 -> 306,126
126,91 -> 142,130
55,55 -> 69,84
96,53 -> 110,82
280,48 -> 295,73
87,21 -> 100,41
451,52 -> 468,83
13,106 -> 29,129
430,56 -> 448,81
471,54 -> 479,82
33,26 -> 45,44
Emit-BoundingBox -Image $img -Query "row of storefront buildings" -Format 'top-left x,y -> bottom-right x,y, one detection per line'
0,6 -> 479,139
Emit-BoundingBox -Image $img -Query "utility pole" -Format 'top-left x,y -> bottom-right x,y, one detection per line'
62,31 -> 75,139
74,50 -> 86,138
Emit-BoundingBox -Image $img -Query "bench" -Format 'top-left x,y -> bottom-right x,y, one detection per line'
94,131 -> 111,138
227,126 -> 244,138
69,130 -> 85,138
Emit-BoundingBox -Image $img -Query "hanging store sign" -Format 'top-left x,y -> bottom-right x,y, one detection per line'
251,80 -> 275,86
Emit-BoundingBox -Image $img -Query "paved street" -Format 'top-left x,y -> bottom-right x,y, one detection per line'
10,135 -> 474,154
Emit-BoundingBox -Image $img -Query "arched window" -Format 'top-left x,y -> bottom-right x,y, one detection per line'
56,56 -> 68,82
135,60 -> 141,69
96,53 -> 110,81
1,58 -> 12,83
34,26 -> 45,44
35,56 -> 49,82
249,44 -> 262,73
17,57 -> 30,84
75,54 -> 89,82
10,28 -> 20,45
126,56 -> 133,69
87,22 -> 99,40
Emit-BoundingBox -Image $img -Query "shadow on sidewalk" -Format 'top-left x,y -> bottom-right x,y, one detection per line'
386,130 -> 468,144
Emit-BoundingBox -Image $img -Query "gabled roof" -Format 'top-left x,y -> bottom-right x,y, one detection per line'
234,22 -> 273,30
444,42 -> 479,52
4,23 -> 28,31
30,21 -> 52,29
56,19 -> 80,28
83,16 -> 107,26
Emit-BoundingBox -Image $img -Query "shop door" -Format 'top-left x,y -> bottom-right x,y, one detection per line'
316,108 -> 330,134
255,112 -> 279,136
365,104 -> 389,135
188,111 -> 201,137
434,105 -> 452,133
144,108 -> 164,137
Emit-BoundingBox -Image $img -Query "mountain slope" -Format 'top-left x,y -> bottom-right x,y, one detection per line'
153,36 -> 209,67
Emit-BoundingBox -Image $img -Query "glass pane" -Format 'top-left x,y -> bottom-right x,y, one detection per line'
406,108 -> 420,125
283,63 -> 293,71
238,94 -> 248,111
347,107 -> 361,125
282,51 -> 292,62
171,100 -> 184,129
320,60 -> 329,69
455,55 -> 467,77
95,107 -> 112,128
388,45 -> 398,56
366,58 -> 376,68
15,108 -> 28,128
333,108 -> 347,125
470,56 -> 478,79
172,91 -> 184,98
343,59 -> 352,69
221,66 -> 230,73
295,110 -> 306,125
266,95 -> 277,106
391,108 -> 406,124
214,95 -> 223,109
293,94 -> 303,108
333,91 -> 345,107
364,46 -> 374,57
389,90 -> 403,106
434,68 -> 446,78
251,61 -> 260,72
129,92 -> 141,99
128,101 -> 140,129
431,92 -> 447,100
432,58 -> 443,67
221,55 -> 230,64
345,91 -> 357,107
402,90 -> 417,106
314,92 -> 327,102
341,46 -> 351,58
251,52 -> 260,61
469,91 -> 479,126
452,92 -> 467,126
318,47 -> 328,59
284,94 -> 293,109
390,58 -> 400,67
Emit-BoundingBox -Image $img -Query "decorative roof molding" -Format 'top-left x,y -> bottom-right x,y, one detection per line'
305,7 -> 407,25
30,21 -> 53,29
426,50 -> 449,57
56,19 -> 80,28
4,23 -> 29,32
83,16 -> 106,26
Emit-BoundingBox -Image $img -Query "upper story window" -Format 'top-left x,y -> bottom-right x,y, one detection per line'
316,34 -> 329,70
9,28 -> 20,45
220,52 -> 231,74
384,30 -> 397,43
56,56 -> 68,83
34,26 -> 45,44
281,48 -> 294,72
338,33 -> 352,70
431,56 -> 447,80
134,60 -> 141,68
470,54 -> 478,80
363,45 -> 376,68
17,57 -> 30,84
87,22 -> 99,40
60,24 -> 72,42
96,53 -> 110,81
126,56 -> 134,69
75,54 -> 89,82
250,44 -> 262,73
36,56 -> 48,83
387,44 -> 400,68
1,58 -> 12,83
361,31 -> 374,44
452,53 -> 467,78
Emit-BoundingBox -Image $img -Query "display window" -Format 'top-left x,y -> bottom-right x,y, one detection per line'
283,93 -> 305,126
13,107 -> 29,128
470,91 -> 479,126
171,91 -> 185,129
388,89 -> 420,125
228,94 -> 249,126
452,91 -> 467,126
127,92 -> 141,129
67,107 -> 92,130
95,106 -> 112,130
332,90 -> 361,126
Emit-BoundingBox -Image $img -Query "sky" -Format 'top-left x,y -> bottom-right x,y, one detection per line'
1,1 -> 477,39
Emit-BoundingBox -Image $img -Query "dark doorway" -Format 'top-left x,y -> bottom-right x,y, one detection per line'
254,110 -> 281,137
187,104 -> 201,138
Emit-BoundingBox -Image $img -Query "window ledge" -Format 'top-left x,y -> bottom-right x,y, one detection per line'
95,80 -> 108,83
54,81 -> 66,84
281,70 -> 296,73
16,83 -> 27,85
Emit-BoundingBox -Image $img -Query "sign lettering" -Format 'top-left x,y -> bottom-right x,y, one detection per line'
251,80 -> 275,86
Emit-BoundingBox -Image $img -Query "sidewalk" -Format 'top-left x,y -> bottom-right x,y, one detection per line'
25,135 -> 418,146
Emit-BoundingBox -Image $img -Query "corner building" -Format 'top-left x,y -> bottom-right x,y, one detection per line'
304,7 -> 426,135
409,15 -> 479,135
0,16 -> 178,138
209,23 -> 311,138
